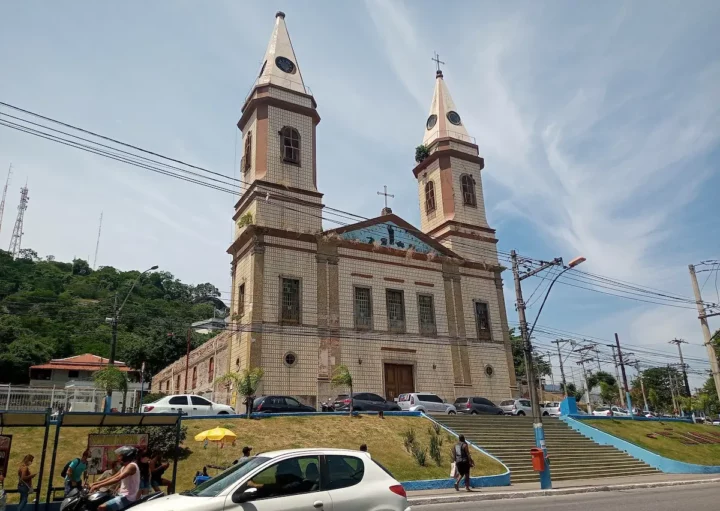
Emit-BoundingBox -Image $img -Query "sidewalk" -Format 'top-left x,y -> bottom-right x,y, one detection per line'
407,473 -> 720,505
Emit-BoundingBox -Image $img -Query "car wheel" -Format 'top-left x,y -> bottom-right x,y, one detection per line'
516,411 -> 526,416
471,410 -> 479,415
542,411 -> 549,416
448,410 -> 456,415
497,411 -> 504,415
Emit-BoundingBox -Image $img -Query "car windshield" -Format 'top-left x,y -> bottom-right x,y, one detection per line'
454,397 -> 468,404
500,400 -> 514,406
185,456 -> 269,497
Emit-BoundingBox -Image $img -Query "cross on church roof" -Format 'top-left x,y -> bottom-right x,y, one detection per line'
377,185 -> 395,215
432,51 -> 445,73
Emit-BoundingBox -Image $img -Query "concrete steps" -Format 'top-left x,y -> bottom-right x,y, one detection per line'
434,415 -> 658,483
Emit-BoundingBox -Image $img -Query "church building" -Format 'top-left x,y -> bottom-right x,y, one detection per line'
154,12 -> 517,407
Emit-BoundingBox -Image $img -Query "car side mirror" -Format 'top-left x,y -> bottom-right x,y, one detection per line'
232,487 -> 257,503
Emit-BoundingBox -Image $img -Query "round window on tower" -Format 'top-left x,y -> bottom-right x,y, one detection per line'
426,114 -> 437,130
284,352 -> 297,367
485,365 -> 494,377
275,56 -> 296,74
447,111 -> 462,126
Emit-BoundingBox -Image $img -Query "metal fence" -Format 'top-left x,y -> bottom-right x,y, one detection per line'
0,385 -> 142,413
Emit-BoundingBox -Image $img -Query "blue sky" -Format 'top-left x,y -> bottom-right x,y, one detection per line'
1,1 -> 718,390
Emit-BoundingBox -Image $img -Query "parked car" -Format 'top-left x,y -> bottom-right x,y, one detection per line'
541,401 -> 561,417
499,398 -> 532,416
334,393 -> 402,412
454,396 -> 503,415
141,394 -> 235,416
592,406 -> 612,416
144,448 -> 410,511
398,393 -> 456,414
252,396 -> 317,414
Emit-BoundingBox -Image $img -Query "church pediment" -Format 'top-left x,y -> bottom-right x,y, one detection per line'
327,214 -> 458,258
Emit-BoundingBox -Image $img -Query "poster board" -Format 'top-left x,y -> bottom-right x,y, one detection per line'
86,434 -> 148,475
0,435 -> 11,478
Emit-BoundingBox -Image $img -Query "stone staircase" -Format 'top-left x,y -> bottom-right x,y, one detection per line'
435,415 -> 658,483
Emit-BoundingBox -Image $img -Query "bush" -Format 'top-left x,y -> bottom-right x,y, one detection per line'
411,444 -> 428,466
429,431 -> 442,466
401,427 -> 416,453
99,425 -> 188,459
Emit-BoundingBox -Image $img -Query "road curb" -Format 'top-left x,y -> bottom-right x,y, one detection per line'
407,478 -> 720,505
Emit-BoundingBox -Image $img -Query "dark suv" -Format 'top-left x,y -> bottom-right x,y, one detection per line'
454,396 -> 504,415
334,392 -> 401,412
252,395 -> 317,413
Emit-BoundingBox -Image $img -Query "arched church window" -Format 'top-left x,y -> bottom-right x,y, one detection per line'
425,181 -> 436,214
460,174 -> 476,207
279,126 -> 301,164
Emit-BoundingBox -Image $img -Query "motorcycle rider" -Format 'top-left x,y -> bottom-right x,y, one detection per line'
88,446 -> 139,511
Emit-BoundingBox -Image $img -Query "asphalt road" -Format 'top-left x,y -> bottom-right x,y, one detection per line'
410,484 -> 720,510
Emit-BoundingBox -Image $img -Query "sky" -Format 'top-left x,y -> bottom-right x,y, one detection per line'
1,1 -> 718,391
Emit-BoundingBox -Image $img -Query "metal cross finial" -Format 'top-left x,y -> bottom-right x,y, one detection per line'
431,51 -> 445,72
377,185 -> 394,209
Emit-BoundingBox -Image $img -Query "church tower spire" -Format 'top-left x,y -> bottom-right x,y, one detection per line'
233,11 -> 322,237
413,64 -> 499,265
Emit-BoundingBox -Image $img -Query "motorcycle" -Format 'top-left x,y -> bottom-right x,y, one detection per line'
320,400 -> 335,412
61,488 -> 165,511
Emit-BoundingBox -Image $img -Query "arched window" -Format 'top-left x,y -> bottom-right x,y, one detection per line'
460,174 -> 476,207
279,126 -> 301,164
243,131 -> 252,173
424,181 -> 436,214
191,366 -> 197,390
208,357 -> 214,383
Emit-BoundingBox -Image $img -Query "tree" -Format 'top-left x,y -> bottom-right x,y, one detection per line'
215,367 -> 264,418
509,328 -> 552,393
93,366 -> 129,412
18,248 -> 39,261
586,371 -> 619,405
561,382 -> 585,402
637,367 -> 682,413
331,365 -> 354,415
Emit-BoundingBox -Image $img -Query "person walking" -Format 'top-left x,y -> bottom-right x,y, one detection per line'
451,435 -> 474,492
64,450 -> 89,496
17,455 -> 36,511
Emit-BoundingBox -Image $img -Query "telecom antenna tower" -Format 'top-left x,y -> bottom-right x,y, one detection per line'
0,165 -> 12,237
92,212 -> 103,269
8,182 -> 29,258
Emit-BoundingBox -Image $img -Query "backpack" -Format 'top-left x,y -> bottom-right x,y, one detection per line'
61,458 -> 79,478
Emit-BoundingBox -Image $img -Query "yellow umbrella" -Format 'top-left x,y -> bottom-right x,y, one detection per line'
194,427 -> 237,442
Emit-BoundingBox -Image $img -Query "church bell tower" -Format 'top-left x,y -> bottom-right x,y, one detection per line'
233,11 -> 323,236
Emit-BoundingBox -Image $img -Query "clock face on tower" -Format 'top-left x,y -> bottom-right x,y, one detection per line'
447,111 -> 462,126
426,114 -> 437,130
275,56 -> 296,74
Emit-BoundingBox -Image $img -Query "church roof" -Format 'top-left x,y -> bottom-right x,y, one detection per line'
254,11 -> 308,96
326,213 -> 461,259
422,70 -> 473,147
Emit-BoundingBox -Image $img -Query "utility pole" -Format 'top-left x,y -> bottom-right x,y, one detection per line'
546,351 -> 555,387
0,164 -> 11,237
629,361 -> 649,412
92,212 -> 103,270
669,339 -> 691,397
551,340 -> 568,397
608,345 -> 625,406
614,333 -> 634,417
576,357 -> 594,414
688,264 -> 720,403
590,344 -> 602,372
667,365 -> 678,415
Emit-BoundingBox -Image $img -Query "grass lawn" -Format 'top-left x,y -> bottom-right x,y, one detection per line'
2,415 -> 504,501
585,419 -> 720,465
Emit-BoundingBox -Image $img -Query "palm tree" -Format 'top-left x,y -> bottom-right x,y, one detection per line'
331,365 -> 353,415
93,366 -> 129,412
215,367 -> 264,418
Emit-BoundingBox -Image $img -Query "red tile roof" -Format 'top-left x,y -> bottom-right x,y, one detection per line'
30,353 -> 135,372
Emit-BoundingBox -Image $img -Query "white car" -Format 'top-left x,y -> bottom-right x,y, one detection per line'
141,394 -> 235,416
499,398 -> 532,416
541,401 -> 561,417
592,405 -> 629,417
397,392 -> 457,414
139,448 -> 410,511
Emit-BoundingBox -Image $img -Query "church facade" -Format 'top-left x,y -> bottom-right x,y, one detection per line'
158,12 -> 517,407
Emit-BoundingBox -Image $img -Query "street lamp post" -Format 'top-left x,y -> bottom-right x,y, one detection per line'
511,251 -> 585,490
105,265 -> 158,412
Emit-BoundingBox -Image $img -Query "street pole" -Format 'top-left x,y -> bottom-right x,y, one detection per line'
577,358 -> 593,414
614,333 -> 634,417
608,345 -> 625,407
547,352 -> 555,387
688,264 -> 720,403
632,362 -> 649,412
668,365 -> 678,415
669,339 -> 691,397
552,340 -> 568,398
511,250 -> 551,490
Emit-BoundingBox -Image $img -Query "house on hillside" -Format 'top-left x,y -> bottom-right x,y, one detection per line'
29,353 -> 141,387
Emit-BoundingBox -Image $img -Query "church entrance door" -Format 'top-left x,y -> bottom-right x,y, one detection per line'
384,364 -> 414,401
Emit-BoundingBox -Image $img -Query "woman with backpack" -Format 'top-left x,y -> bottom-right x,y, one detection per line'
451,435 -> 474,492
17,454 -> 36,511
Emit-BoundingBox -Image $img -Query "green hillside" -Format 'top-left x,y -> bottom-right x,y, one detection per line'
0,249 -> 224,382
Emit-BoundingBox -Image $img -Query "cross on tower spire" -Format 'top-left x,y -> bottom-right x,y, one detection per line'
431,51 -> 445,76
377,185 -> 394,215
